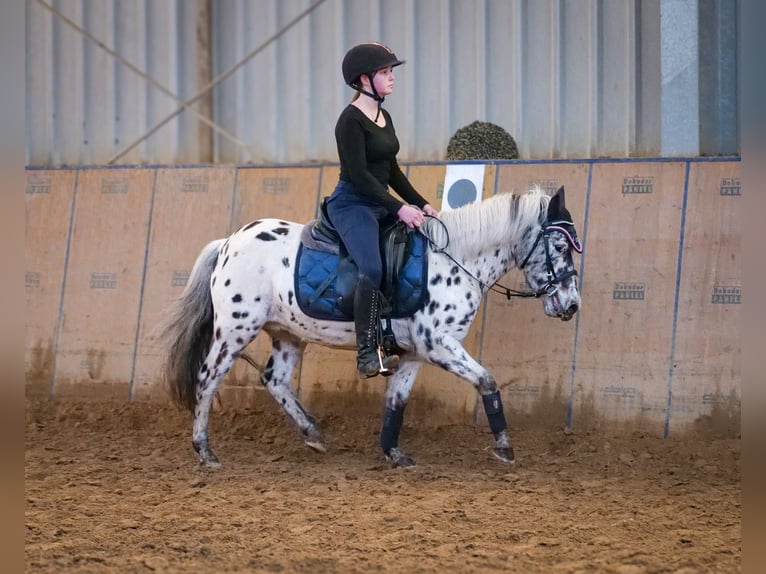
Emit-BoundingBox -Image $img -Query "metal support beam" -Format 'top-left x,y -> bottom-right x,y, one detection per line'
196,0 -> 214,163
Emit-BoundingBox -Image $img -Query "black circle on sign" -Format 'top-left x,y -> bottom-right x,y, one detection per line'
446,178 -> 478,208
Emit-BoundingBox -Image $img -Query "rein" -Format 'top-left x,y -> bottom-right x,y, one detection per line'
418,215 -> 581,300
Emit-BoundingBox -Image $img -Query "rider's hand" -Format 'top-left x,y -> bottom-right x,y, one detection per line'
397,204 -> 426,229
422,204 -> 439,218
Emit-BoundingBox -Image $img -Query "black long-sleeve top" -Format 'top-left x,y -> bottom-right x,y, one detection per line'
335,105 -> 428,215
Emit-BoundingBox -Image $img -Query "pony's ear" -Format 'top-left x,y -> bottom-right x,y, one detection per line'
548,186 -> 574,223
547,186 -> 565,219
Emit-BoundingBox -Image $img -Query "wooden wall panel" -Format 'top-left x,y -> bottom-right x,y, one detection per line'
670,162 -> 741,433
572,162 -> 686,432
53,169 -> 155,397
230,167 -> 320,231
316,165 -> 340,214
483,164 -> 590,426
131,168 -> 236,399
25,170 -> 77,394
407,164 -> 448,210
23,161 -> 741,435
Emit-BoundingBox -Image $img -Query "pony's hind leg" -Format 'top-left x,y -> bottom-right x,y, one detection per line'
261,337 -> 325,452
380,359 -> 423,468
192,332 -> 253,468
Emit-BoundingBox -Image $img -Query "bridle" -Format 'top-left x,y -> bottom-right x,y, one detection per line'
515,220 -> 583,298
418,216 -> 582,300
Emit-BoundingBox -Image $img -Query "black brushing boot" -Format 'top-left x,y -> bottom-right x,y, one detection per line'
354,275 -> 399,378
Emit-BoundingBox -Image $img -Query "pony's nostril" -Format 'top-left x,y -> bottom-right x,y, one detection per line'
560,303 -> 579,320
568,303 -> 579,315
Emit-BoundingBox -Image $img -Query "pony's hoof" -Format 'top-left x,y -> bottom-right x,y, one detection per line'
491,446 -> 516,464
393,455 -> 416,468
199,458 -> 222,470
304,428 -> 326,453
193,440 -> 222,469
197,451 -> 222,469
305,439 -> 327,453
385,448 -> 416,468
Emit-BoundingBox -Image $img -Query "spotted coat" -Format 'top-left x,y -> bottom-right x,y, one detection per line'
160,187 -> 582,468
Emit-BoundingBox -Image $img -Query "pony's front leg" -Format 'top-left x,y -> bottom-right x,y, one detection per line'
425,334 -> 515,464
381,359 -> 422,467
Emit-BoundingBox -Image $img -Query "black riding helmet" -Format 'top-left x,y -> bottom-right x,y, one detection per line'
342,42 -> 404,119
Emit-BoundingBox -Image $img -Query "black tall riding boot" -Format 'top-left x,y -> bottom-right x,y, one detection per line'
354,276 -> 399,378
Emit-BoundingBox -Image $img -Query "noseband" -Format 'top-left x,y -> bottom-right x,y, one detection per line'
518,220 -> 583,297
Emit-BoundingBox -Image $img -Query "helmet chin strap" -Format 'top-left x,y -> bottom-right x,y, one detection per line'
358,72 -> 384,121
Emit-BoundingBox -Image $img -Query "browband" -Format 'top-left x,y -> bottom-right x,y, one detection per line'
546,221 -> 583,253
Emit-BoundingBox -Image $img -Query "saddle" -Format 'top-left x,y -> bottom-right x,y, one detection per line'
295,198 -> 428,322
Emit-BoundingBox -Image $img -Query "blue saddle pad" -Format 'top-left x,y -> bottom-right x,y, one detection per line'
294,232 -> 428,322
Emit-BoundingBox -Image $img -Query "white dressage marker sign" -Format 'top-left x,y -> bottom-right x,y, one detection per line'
441,164 -> 486,212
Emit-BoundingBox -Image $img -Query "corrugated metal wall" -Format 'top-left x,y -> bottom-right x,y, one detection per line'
26,0 -> 211,165
25,0 -> 739,166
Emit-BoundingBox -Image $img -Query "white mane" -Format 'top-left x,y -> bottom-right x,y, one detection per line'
425,185 -> 551,261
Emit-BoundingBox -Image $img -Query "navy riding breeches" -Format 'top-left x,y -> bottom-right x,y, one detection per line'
325,180 -> 393,288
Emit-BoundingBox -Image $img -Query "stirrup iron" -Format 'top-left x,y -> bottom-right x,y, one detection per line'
376,346 -> 399,377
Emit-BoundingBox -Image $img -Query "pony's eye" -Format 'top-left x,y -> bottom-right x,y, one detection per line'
554,241 -> 568,254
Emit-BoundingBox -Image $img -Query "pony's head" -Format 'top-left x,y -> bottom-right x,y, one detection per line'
517,186 -> 582,321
